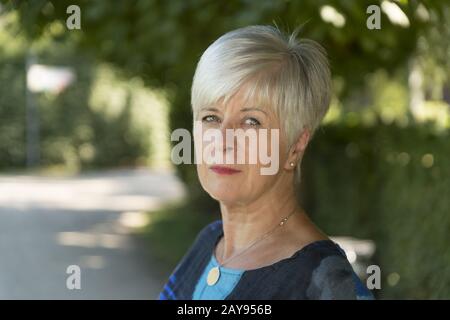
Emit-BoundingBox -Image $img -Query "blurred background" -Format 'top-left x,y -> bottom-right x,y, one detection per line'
0,0 -> 448,299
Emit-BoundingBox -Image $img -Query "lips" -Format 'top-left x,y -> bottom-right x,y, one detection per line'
209,165 -> 241,175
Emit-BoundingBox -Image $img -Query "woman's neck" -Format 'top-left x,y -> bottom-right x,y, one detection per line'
218,182 -> 301,261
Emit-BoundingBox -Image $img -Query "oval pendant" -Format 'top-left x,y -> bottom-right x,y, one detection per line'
207,266 -> 220,286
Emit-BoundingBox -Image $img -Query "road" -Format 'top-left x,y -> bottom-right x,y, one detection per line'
0,168 -> 185,299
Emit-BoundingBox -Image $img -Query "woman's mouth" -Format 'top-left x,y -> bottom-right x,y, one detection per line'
209,165 -> 242,175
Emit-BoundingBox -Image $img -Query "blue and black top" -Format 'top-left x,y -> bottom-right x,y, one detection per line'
158,220 -> 374,300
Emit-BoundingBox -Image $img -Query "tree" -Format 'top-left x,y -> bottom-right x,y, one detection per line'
5,0 -> 448,187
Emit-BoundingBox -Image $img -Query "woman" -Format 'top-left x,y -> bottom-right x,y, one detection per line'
159,25 -> 374,300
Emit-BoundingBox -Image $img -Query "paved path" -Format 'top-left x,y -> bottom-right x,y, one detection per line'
0,168 -> 185,299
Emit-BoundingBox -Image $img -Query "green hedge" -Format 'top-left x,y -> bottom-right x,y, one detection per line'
0,55 -> 27,168
303,122 -> 450,299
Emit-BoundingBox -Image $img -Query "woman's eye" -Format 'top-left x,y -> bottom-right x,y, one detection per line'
244,117 -> 261,127
202,115 -> 220,123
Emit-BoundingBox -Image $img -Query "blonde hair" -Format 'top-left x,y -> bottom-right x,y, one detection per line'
191,25 -> 331,183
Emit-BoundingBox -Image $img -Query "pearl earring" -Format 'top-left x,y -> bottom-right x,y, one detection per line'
290,162 -> 295,167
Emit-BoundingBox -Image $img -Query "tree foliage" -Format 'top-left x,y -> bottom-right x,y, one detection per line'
3,0 -> 448,179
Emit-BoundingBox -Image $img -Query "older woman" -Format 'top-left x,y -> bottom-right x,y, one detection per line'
159,25 -> 374,300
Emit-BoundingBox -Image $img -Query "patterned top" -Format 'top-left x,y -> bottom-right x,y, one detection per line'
158,220 -> 374,300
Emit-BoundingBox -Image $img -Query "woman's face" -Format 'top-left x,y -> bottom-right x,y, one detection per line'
194,88 -> 290,205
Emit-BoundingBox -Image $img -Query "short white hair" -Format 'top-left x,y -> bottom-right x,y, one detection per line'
191,25 -> 332,183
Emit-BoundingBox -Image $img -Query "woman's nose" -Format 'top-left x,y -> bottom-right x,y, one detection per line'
219,118 -> 235,131
218,121 -> 236,152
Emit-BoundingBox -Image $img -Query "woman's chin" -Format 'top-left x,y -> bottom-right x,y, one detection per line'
205,186 -> 243,204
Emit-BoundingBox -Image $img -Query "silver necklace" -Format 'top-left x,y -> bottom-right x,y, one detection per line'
206,209 -> 297,286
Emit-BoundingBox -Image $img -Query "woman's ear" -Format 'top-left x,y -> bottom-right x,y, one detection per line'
284,127 -> 311,171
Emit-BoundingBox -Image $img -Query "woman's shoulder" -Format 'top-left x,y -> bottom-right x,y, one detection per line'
285,240 -> 375,300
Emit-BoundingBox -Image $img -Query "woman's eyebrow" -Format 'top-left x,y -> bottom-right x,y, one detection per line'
200,107 -> 220,112
199,106 -> 268,115
241,107 -> 268,115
